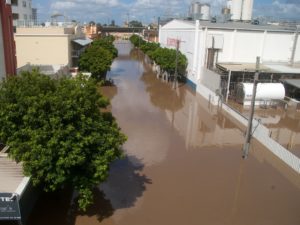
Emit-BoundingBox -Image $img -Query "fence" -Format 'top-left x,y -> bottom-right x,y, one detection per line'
220,102 -> 300,174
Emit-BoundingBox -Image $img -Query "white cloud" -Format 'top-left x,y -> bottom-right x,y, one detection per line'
47,0 -> 300,25
254,0 -> 300,20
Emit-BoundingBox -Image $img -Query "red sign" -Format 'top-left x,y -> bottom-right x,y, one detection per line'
167,38 -> 179,47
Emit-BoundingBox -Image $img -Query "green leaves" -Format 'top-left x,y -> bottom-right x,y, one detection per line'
79,36 -> 118,80
0,72 -> 126,211
130,35 -> 188,77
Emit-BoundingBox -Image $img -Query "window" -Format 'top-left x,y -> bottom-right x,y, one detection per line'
12,13 -> 19,20
24,14 -> 27,20
11,0 -> 18,6
22,1 -> 26,7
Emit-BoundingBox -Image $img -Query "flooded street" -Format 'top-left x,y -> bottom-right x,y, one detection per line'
27,41 -> 300,225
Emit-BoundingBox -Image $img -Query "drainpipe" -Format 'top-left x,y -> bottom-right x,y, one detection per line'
290,26 -> 299,66
226,70 -> 232,102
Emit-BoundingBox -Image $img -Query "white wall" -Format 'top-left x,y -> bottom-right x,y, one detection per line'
215,29 -> 295,64
262,32 -> 294,63
0,15 -> 6,79
159,28 -> 197,83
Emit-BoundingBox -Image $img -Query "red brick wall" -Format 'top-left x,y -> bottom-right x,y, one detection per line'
0,1 -> 17,76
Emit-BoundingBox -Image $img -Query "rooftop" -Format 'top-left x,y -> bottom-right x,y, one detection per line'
0,146 -> 29,194
167,19 -> 297,32
217,63 -> 300,74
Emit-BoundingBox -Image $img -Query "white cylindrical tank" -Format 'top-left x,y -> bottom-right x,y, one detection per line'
236,83 -> 285,105
191,2 -> 201,15
190,2 -> 201,19
231,0 -> 243,21
201,4 -> 210,20
241,0 -> 254,21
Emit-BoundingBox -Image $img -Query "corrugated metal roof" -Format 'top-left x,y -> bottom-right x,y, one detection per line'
167,19 -> 296,32
72,37 -> 93,46
265,64 -> 300,74
217,63 -> 300,74
199,21 -> 296,32
0,156 -> 25,193
282,79 -> 300,89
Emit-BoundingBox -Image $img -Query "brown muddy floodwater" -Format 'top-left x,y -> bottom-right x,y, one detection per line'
25,41 -> 300,225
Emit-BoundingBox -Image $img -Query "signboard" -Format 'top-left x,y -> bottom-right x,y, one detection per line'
167,38 -> 179,47
0,193 -> 21,221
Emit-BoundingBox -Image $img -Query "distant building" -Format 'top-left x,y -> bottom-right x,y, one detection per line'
159,19 -> 300,105
11,0 -> 33,28
32,7 -> 37,24
14,22 -> 92,71
83,24 -> 99,39
0,0 -> 17,79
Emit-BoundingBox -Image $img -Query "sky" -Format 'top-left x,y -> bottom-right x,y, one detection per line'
32,0 -> 300,25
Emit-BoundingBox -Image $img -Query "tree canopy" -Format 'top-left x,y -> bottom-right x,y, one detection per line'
0,71 -> 126,211
130,35 -> 187,77
79,36 -> 117,80
129,20 -> 143,27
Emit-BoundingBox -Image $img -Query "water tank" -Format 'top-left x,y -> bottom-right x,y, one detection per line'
201,4 -> 210,20
236,83 -> 285,105
231,0 -> 243,21
190,2 -> 201,20
241,0 -> 254,21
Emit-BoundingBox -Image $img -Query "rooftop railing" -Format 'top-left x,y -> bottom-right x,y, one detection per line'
16,20 -> 77,28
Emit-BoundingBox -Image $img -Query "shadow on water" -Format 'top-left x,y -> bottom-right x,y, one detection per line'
26,155 -> 151,225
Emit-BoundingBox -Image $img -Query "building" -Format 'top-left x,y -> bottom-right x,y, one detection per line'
83,23 -> 99,39
14,22 -> 92,71
11,0 -> 33,28
159,19 -> 300,105
0,0 -> 17,79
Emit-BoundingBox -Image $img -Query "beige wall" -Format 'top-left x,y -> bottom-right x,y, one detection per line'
15,34 -> 71,67
0,15 -> 6,79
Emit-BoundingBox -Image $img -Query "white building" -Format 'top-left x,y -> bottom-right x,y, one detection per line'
11,0 -> 33,28
159,19 -> 300,104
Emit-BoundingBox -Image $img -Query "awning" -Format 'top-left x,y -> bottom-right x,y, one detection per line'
72,38 -> 93,46
282,79 -> 300,89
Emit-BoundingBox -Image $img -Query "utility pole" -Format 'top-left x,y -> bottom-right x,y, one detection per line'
242,57 -> 260,159
173,39 -> 180,89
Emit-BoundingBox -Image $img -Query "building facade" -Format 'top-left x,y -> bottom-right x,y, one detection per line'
11,0 -> 33,28
159,19 -> 300,104
15,23 -> 92,70
0,0 -> 17,79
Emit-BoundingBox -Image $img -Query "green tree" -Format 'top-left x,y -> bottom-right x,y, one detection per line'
79,46 -> 113,79
148,47 -> 187,76
0,71 -> 126,211
129,20 -> 143,27
130,35 -> 187,78
92,36 -> 118,58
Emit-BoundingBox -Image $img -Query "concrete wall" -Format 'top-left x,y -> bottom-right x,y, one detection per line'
12,0 -> 33,26
210,29 -> 295,64
15,34 -> 70,67
0,14 -> 6,79
159,29 -> 196,78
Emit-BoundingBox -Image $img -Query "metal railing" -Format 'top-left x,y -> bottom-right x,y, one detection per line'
16,20 -> 77,28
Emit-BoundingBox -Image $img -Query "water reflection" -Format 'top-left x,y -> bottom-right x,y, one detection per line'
228,100 -> 300,157
26,40 -> 300,225
27,156 -> 150,225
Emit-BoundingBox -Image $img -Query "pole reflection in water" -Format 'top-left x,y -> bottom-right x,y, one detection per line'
25,41 -> 300,225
